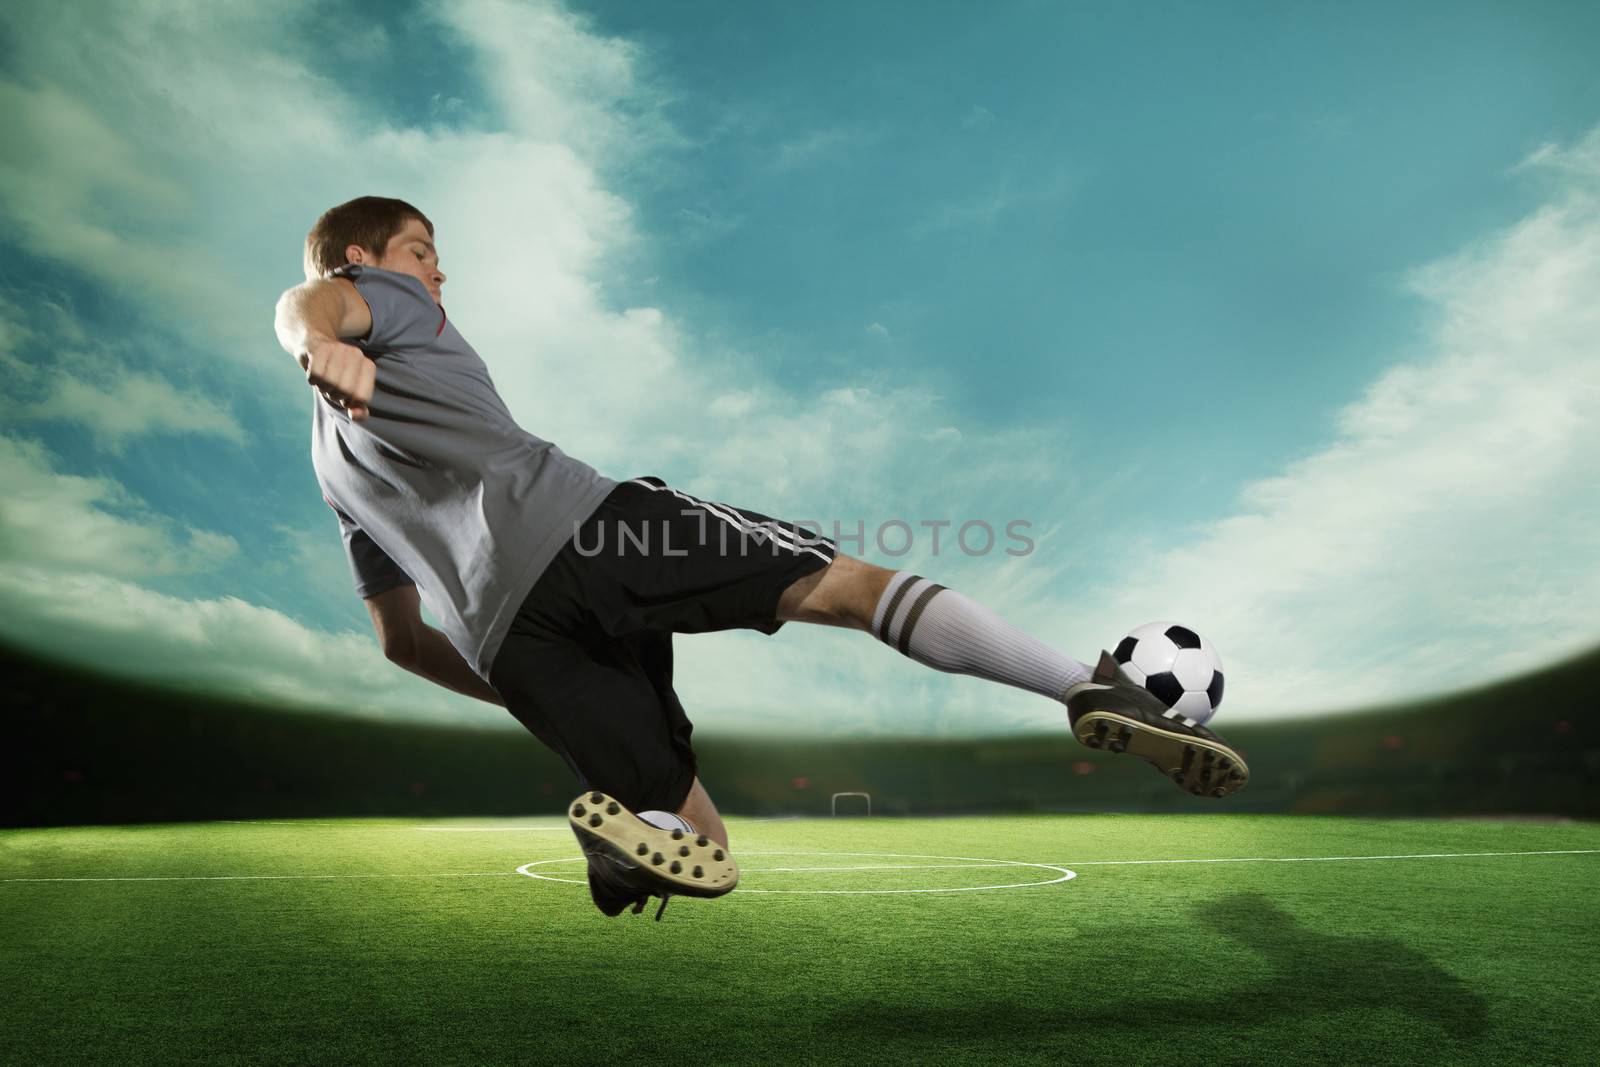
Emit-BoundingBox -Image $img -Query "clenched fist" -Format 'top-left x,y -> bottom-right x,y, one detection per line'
300,338 -> 376,421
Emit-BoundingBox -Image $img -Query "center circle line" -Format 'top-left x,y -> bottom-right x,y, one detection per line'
515,850 -> 1076,896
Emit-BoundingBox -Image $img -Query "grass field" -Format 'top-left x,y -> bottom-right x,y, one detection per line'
3,813 -> 1597,1065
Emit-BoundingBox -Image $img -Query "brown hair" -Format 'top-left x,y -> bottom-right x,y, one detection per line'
303,196 -> 434,280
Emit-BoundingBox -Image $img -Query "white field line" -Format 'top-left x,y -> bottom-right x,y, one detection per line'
3,848 -> 1596,885
743,849 -> 1600,874
747,863 -> 1028,874
1,872 -> 516,883
1054,848 -> 1600,867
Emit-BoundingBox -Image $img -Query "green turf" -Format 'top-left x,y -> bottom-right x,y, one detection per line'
3,814 -> 1596,1065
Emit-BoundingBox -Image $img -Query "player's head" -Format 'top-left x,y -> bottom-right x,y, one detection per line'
304,196 -> 446,304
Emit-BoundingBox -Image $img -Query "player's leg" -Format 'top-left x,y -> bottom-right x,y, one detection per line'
586,476 -> 1081,706
777,554 -> 1093,700
490,569 -> 737,918
583,477 -> 1088,706
773,552 -> 893,631
676,776 -> 728,849
614,623 -> 730,847
775,556 -> 1249,797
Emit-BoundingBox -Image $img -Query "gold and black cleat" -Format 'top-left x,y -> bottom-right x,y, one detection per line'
568,792 -> 738,920
1064,652 -> 1250,798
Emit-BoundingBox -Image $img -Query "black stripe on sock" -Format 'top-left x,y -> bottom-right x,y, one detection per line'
896,583 -> 946,655
876,575 -> 925,644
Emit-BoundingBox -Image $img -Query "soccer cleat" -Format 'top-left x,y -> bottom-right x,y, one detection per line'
1063,651 -> 1250,798
567,792 -> 738,920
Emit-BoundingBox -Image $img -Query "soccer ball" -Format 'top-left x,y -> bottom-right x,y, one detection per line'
1112,622 -> 1224,724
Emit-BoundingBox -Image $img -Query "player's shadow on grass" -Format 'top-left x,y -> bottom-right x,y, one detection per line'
1133,891 -> 1491,1040
831,891 -> 1488,1054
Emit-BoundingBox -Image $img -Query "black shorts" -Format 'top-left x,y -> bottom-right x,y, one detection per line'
488,476 -> 836,812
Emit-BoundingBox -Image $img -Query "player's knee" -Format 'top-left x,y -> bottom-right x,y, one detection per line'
777,554 -> 894,629
821,554 -> 896,629
776,565 -> 829,623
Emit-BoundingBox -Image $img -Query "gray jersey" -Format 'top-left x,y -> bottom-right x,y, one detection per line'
310,264 -> 617,680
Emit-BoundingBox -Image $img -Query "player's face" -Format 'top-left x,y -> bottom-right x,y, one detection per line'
361,217 -> 447,305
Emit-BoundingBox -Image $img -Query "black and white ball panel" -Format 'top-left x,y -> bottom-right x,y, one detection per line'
1164,624 -> 1202,650
1113,620 -> 1224,724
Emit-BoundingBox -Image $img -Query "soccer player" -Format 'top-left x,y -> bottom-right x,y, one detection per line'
274,197 -> 1249,920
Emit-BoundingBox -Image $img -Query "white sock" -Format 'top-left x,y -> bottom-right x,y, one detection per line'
638,810 -> 694,833
871,571 -> 1091,701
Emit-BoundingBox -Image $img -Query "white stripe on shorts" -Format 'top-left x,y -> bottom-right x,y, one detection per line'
629,478 -> 832,564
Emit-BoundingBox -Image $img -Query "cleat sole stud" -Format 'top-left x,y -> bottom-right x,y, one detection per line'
670,861 -> 682,874
589,792 -> 604,804
652,853 -> 664,866
713,849 -> 725,861
679,846 -> 691,857
693,866 -> 703,878
636,843 -> 649,856
696,835 -> 709,847
572,804 -> 587,818
606,802 -> 620,815
589,814 -> 603,827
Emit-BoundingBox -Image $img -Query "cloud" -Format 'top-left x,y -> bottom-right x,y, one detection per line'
0,435 -> 238,577
1513,134 -> 1600,179
17,366 -> 245,452
0,78 -> 260,352
672,204 -> 744,245
0,435 -> 494,728
911,169 -> 1075,237
0,287 -> 247,451
442,0 -> 678,163
769,126 -> 875,171
0,563 -> 498,727
1079,126 -> 1600,717
960,105 -> 996,132
0,426 -> 503,729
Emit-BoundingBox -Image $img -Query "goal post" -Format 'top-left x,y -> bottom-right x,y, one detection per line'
831,791 -> 871,817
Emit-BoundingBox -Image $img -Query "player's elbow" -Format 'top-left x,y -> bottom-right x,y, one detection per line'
365,584 -> 423,665
271,289 -> 298,351
380,624 -> 419,667
273,283 -> 322,355
383,638 -> 414,667
275,278 -> 365,349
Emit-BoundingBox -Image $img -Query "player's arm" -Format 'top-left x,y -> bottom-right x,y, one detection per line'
366,585 -> 505,707
273,278 -> 378,420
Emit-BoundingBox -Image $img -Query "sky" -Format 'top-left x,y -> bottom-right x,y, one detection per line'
1,0 -> 1598,736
